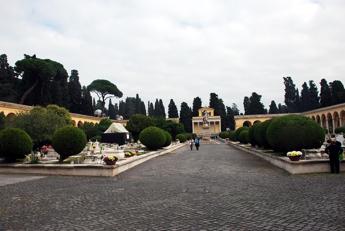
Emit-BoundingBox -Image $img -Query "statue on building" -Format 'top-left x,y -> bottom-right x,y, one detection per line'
202,110 -> 209,127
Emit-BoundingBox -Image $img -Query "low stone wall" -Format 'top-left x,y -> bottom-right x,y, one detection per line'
228,142 -> 345,174
0,143 -> 186,177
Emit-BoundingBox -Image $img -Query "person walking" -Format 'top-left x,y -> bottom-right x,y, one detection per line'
325,135 -> 342,174
189,139 -> 194,151
195,137 -> 200,151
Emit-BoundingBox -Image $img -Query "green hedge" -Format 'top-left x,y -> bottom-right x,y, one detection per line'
238,130 -> 249,144
52,126 -> 87,162
219,131 -> 230,139
139,126 -> 166,150
266,115 -> 325,152
253,120 -> 272,148
163,131 -> 172,147
176,133 -> 187,143
234,127 -> 249,141
248,122 -> 260,146
229,131 -> 236,141
0,128 -> 33,162
335,126 -> 345,134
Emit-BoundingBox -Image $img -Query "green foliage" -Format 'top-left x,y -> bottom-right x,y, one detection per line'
139,126 -> 166,150
234,127 -> 249,141
0,128 -> 33,162
80,122 -> 100,140
87,79 -> 123,108
183,133 -> 193,140
46,104 -> 72,125
192,97 -> 202,116
163,131 -> 172,147
152,117 -> 185,140
168,99 -> 179,118
176,133 -> 187,143
8,105 -> 70,147
180,102 -> 192,133
248,122 -> 261,146
219,131 -> 230,139
243,92 -> 266,115
127,114 -> 154,141
266,115 -> 325,152
52,126 -> 87,161
98,118 -> 112,132
334,126 -> 345,134
0,112 -> 5,130
253,120 -> 272,148
228,131 -> 236,141
238,130 -> 249,144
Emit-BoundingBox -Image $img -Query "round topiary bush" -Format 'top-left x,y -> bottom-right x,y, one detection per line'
248,122 -> 260,146
266,115 -> 325,152
176,133 -> 187,143
253,120 -> 272,148
163,131 -> 172,147
52,126 -> 87,162
139,126 -> 166,150
238,130 -> 249,144
183,133 -> 193,140
228,131 -> 236,141
234,127 -> 249,141
0,128 -> 33,162
219,131 -> 230,139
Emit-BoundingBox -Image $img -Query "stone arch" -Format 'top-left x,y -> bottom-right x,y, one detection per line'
6,113 -> 15,118
316,115 -> 321,125
71,120 -> 76,127
311,116 -> 316,121
253,120 -> 261,124
321,114 -> 327,129
327,113 -> 333,133
333,111 -> 340,129
77,121 -> 83,128
243,121 -> 252,127
341,110 -> 345,127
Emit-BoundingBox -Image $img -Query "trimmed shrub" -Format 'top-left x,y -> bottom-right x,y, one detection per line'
238,130 -> 249,144
253,120 -> 272,148
335,126 -> 345,134
183,133 -> 193,140
163,131 -> 172,147
0,128 -> 33,162
176,133 -> 187,143
219,131 -> 230,139
139,126 -> 166,150
229,131 -> 236,141
234,127 -> 249,141
52,126 -> 87,162
127,114 -> 154,141
248,122 -> 260,146
266,115 -> 325,152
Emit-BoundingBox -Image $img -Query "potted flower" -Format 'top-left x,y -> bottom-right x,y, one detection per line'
103,155 -> 118,165
287,151 -> 302,161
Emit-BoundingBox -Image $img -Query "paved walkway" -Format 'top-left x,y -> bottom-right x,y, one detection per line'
1,144 -> 345,230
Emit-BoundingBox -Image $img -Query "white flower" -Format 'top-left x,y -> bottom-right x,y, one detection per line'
287,151 -> 302,157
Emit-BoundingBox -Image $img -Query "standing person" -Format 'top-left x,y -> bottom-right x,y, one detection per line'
325,135 -> 342,174
189,139 -> 194,151
195,137 -> 200,151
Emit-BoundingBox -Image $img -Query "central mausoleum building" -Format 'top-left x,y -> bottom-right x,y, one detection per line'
192,107 -> 221,139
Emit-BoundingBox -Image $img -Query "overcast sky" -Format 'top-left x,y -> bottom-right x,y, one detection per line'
1,0 -> 345,113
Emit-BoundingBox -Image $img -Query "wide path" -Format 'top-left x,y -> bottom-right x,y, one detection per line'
1,144 -> 345,230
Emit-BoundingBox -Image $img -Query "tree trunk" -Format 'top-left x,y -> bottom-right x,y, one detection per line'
20,80 -> 39,104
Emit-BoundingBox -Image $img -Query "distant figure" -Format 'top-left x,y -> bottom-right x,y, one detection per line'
325,135 -> 342,174
195,138 -> 200,151
189,139 -> 194,151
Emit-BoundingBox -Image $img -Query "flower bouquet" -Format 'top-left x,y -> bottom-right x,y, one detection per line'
103,155 -> 118,165
287,151 -> 302,161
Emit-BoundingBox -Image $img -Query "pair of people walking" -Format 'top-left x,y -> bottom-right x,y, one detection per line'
189,138 -> 200,151
325,135 -> 343,174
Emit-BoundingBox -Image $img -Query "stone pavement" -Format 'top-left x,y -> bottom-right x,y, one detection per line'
1,144 -> 345,230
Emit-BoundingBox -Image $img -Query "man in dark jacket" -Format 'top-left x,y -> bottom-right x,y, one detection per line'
325,135 -> 342,174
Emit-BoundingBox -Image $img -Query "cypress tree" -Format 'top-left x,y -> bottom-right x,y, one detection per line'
68,70 -> 82,113
180,102 -> 192,133
108,99 -> 116,119
300,82 -> 311,112
192,97 -> 202,116
148,102 -> 154,117
269,100 -> 279,114
283,77 -> 299,112
320,78 -> 332,107
80,86 -> 94,116
168,99 -> 179,118
330,80 -> 345,104
308,80 -> 320,110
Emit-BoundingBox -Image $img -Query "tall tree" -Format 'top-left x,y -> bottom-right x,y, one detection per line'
168,99 -> 179,118
108,99 -> 116,119
159,99 -> 166,118
330,80 -> 345,105
269,100 -> 279,114
80,86 -> 94,116
68,70 -> 82,113
0,54 -> 17,102
114,103 -> 119,118
225,106 -> 235,130
192,97 -> 202,116
87,79 -> 122,110
118,100 -> 126,118
320,78 -> 332,107
308,80 -> 320,110
231,103 -> 240,115
180,102 -> 192,133
243,96 -> 250,115
300,82 -> 311,112
209,93 -> 219,113
283,77 -> 299,112
148,102 -> 154,117
247,92 -> 266,115
278,103 -> 288,113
